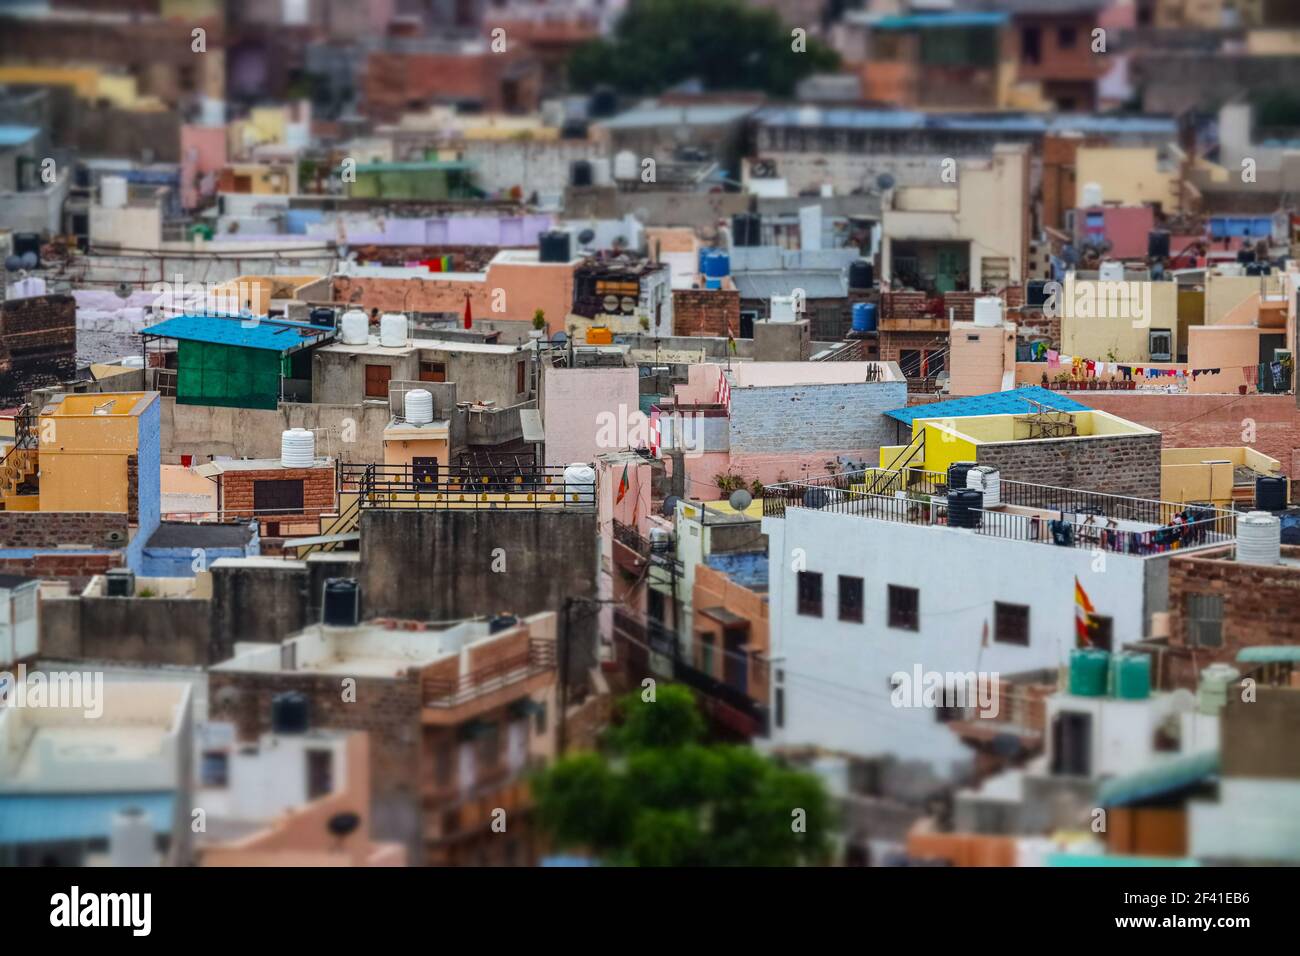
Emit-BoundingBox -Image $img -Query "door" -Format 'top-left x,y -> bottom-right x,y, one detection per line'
412,456 -> 439,490
739,312 -> 755,338
935,248 -> 962,293
723,626 -> 748,693
1050,711 -> 1092,776
1260,333 -> 1285,365
364,364 -> 392,398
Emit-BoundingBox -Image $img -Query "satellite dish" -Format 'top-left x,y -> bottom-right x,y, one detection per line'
20,252 -> 37,270
3,256 -> 21,272
577,228 -> 596,245
875,172 -> 896,191
661,495 -> 681,517
551,330 -> 568,345
602,294 -> 620,312
728,489 -> 752,512
114,281 -> 133,300
620,296 -> 636,313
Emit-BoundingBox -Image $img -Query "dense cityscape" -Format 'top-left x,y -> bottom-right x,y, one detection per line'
0,0 -> 1294,919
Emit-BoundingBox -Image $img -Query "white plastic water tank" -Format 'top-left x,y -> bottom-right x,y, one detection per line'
563,462 -> 596,506
973,296 -> 1003,327
1198,663 -> 1241,715
379,312 -> 408,347
613,150 -> 638,181
280,428 -> 316,468
591,157 -> 612,186
340,309 -> 369,345
1237,510 -> 1281,565
110,807 -> 157,867
406,388 -> 434,424
1218,263 -> 1245,277
770,294 -> 797,322
1098,260 -> 1124,281
966,465 -> 1001,508
101,175 -> 128,210
1082,182 -> 1104,208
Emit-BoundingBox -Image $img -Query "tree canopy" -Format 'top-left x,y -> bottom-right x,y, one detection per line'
568,0 -> 840,97
533,685 -> 833,866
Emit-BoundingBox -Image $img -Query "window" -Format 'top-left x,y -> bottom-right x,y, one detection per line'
888,585 -> 919,631
516,360 -> 527,394
419,361 -> 446,383
797,571 -> 823,617
434,742 -> 453,788
1148,329 -> 1173,362
1023,26 -> 1041,64
365,363 -> 392,397
477,721 -> 500,769
200,751 -> 229,788
306,749 -> 334,799
1088,615 -> 1114,652
253,478 -> 305,515
1185,593 -> 1224,648
994,603 -> 1030,646
1051,711 -> 1092,776
1058,25 -> 1077,49
838,575 -> 864,623
700,632 -> 715,675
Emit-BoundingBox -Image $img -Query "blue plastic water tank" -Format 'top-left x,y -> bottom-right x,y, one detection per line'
851,302 -> 878,333
703,251 -> 730,279
705,278 -> 722,290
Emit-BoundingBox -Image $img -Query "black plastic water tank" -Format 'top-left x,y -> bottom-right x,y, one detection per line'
947,488 -> 983,528
310,307 -> 336,328
849,260 -> 874,290
1147,230 -> 1170,258
539,230 -> 572,263
489,613 -> 520,634
323,578 -> 360,626
948,461 -> 977,492
570,160 -> 593,187
731,213 -> 762,247
590,87 -> 618,118
1256,475 -> 1288,511
271,692 -> 310,734
802,486 -> 830,509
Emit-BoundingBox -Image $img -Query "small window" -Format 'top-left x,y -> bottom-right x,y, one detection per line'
365,363 -> 392,397
516,359 -> 527,394
419,361 -> 446,383
1185,593 -> 1224,648
888,585 -> 919,631
994,602 -> 1030,646
201,751 -> 229,788
797,571 -> 823,617
1148,329 -> 1172,362
1058,26 -> 1077,49
306,749 -> 333,799
838,575 -> 864,623
253,478 -> 305,515
775,687 -> 785,729
1023,26 -> 1042,64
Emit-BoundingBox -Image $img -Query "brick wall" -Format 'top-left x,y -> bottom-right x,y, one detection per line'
672,288 -> 740,337
0,511 -> 129,548
0,552 -> 120,586
0,294 -> 76,405
974,433 -> 1163,498
1016,306 -> 1060,348
1164,545 -> 1300,688
1083,393 -> 1300,479
219,467 -> 336,518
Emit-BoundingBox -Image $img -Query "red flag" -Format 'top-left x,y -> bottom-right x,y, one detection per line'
616,464 -> 630,504
463,292 -> 473,330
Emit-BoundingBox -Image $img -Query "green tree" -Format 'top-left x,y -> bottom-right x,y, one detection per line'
533,685 -> 834,866
568,0 -> 840,97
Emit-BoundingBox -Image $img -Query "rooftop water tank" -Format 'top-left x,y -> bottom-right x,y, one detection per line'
770,294 -> 797,323
380,312 -> 408,347
322,578 -> 360,627
1098,260 -> 1124,281
1082,182 -> 1104,208
1069,648 -> 1110,697
310,307 -> 336,328
613,150 -> 638,181
120,355 -> 146,368
1255,475 -> 1287,512
340,309 -> 369,345
703,251 -> 730,279
490,613 -> 520,634
1198,663 -> 1241,714
849,260 -> 873,290
973,296 -> 1003,327
947,461 -> 977,492
539,230 -> 571,263
1237,510 -> 1281,565
851,302 -> 877,333
281,427 -> 315,468
947,488 -> 984,528
1113,653 -> 1152,700
563,463 -> 596,506
101,175 -> 128,210
966,465 -> 1001,508
405,388 -> 434,424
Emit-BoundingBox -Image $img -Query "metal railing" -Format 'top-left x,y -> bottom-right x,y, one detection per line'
762,465 -> 946,517
421,638 -> 556,709
996,478 -> 1236,533
760,483 -> 1235,555
343,463 -> 596,511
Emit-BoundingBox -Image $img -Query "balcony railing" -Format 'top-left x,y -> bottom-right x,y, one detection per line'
422,638 -> 556,709
343,463 -> 595,511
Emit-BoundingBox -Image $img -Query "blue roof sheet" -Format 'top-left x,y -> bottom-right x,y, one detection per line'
884,386 -> 1091,425
141,315 -> 335,352
755,107 -> 1176,137
0,125 -> 39,147
875,12 -> 1008,29
0,792 -> 174,845
1097,751 -> 1220,808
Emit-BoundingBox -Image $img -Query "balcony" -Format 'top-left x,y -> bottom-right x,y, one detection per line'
421,638 -> 556,725
343,463 -> 594,512
763,468 -> 1236,557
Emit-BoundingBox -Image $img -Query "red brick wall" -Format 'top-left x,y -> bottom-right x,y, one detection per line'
219,467 -> 336,518
1083,393 -> 1300,479
0,294 -> 76,405
673,288 -> 740,337
0,552 -> 121,586
0,511 -> 130,548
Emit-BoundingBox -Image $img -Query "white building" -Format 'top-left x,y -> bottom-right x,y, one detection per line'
760,473 -> 1234,774
0,576 -> 38,668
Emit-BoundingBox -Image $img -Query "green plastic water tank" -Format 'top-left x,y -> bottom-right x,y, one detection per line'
1113,654 -> 1152,700
1198,664 -> 1240,715
1069,648 -> 1110,697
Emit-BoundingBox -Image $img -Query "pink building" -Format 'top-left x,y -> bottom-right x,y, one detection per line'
180,125 -> 228,211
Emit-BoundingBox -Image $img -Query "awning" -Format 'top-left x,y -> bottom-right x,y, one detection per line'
284,532 -> 360,549
699,606 -> 748,627
0,792 -> 174,845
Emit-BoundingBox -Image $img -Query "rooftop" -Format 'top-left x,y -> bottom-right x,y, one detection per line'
755,107 -> 1177,137
597,103 -> 757,130
728,361 -> 903,387
885,386 -> 1092,426
141,315 -> 336,353
145,521 -> 258,549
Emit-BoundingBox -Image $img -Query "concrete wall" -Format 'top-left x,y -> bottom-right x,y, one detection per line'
209,560 -> 312,663
974,432 -> 1163,499
1075,147 -> 1177,208
162,398 -> 394,463
40,595 -> 211,665
540,365 -> 640,467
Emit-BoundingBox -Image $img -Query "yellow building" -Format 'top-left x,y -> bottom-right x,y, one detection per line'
1161,447 -> 1286,508
1059,275 -> 1180,364
37,392 -> 160,515
1074,147 -> 1181,211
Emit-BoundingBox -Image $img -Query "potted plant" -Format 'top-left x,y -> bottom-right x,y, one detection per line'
1053,372 -> 1069,391
530,308 -> 546,340
639,315 -> 650,332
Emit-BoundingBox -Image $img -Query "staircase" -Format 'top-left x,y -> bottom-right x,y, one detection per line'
0,406 -> 38,509
289,491 -> 362,556
865,430 -> 926,496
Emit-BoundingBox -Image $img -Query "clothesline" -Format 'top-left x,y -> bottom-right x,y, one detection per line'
1031,344 -> 1291,385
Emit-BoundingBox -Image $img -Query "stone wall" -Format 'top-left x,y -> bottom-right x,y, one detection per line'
40,596 -> 212,666
975,432 -> 1162,499
209,561 -> 312,663
0,511 -> 129,548
729,381 -> 906,456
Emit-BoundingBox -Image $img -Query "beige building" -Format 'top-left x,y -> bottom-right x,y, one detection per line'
1074,146 -> 1182,211
1060,274 -> 1180,363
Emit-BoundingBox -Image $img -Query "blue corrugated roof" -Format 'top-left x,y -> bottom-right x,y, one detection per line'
0,792 -> 174,845
141,315 -> 335,352
875,12 -> 1008,29
755,107 -> 1176,137
1097,751 -> 1219,808
0,125 -> 39,147
884,386 -> 1091,425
